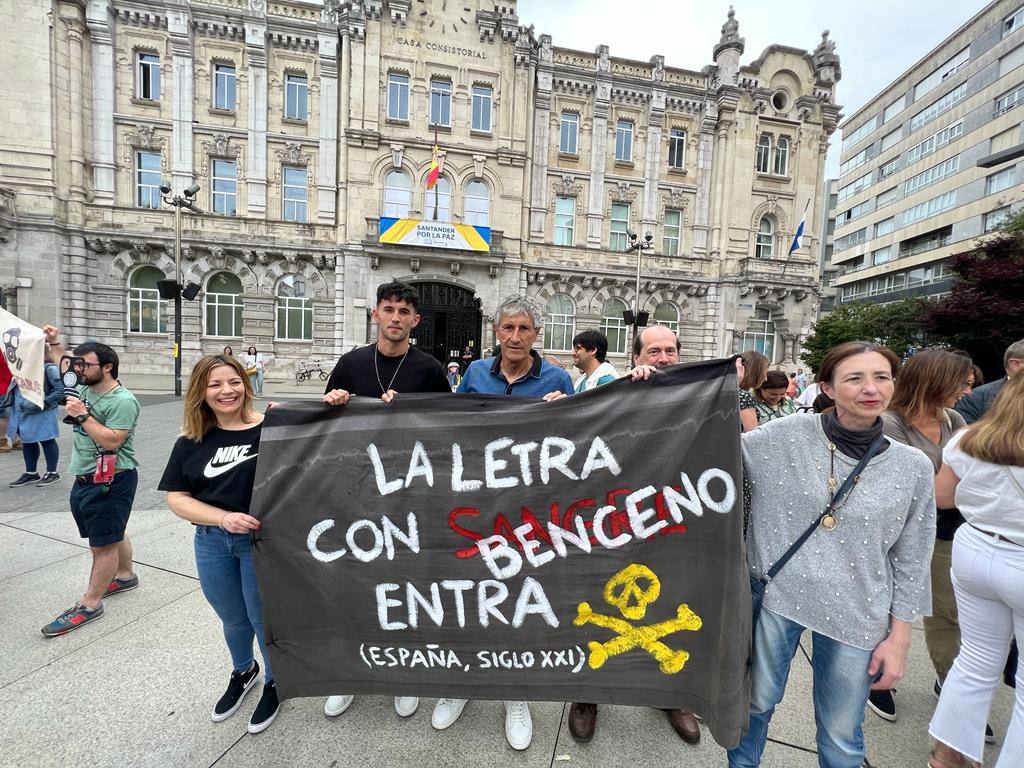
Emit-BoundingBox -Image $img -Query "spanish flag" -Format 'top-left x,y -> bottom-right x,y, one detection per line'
426,137 -> 440,190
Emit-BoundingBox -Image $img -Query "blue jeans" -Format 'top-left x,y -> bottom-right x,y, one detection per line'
194,525 -> 273,681
728,608 -> 874,768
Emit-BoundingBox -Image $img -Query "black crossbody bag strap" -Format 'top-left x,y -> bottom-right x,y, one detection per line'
753,431 -> 887,591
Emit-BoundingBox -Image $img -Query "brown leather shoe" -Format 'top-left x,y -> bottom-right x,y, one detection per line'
568,702 -> 597,743
928,741 -> 980,768
666,708 -> 701,744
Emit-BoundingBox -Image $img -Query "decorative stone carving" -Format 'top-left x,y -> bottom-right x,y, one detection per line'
739,285 -> 752,297
200,134 -> 241,176
410,257 -> 420,273
553,174 -> 581,197
662,188 -> 688,217
596,45 -> 610,73
450,261 -> 460,276
391,144 -> 403,169
249,0 -> 266,14
609,181 -> 637,203
489,264 -> 499,279
322,0 -> 341,24
651,55 -> 665,83
276,142 -> 313,167
539,34 -> 552,64
370,254 -> 380,270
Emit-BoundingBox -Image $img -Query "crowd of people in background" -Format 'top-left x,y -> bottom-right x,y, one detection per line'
7,281 -> 1022,768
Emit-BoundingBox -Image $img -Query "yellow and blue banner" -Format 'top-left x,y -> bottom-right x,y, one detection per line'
378,217 -> 491,253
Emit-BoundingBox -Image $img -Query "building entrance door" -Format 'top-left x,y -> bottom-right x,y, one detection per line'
409,282 -> 482,366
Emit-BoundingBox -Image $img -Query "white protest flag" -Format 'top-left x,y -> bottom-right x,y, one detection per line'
0,308 -> 46,409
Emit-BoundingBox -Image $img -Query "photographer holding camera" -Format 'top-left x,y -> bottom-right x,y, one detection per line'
40,325 -> 141,637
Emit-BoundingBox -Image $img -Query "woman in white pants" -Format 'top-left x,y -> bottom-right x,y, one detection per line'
929,371 -> 1024,768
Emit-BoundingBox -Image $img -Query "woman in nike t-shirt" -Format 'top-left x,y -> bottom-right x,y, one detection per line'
158,354 -> 279,734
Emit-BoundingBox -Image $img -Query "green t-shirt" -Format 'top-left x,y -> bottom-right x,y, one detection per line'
69,384 -> 141,476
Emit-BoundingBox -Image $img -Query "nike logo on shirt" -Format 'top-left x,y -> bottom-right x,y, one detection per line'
203,445 -> 258,478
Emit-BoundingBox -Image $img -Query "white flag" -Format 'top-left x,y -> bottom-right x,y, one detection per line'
0,308 -> 46,409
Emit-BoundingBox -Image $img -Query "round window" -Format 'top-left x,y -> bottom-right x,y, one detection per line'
772,91 -> 789,111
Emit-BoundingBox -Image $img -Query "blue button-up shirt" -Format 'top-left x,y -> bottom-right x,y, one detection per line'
457,351 -> 573,397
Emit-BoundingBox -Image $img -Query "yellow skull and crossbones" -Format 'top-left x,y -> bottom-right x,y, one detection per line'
574,563 -> 702,675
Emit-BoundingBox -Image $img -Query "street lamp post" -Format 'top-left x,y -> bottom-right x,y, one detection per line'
159,182 -> 202,397
624,229 -> 655,367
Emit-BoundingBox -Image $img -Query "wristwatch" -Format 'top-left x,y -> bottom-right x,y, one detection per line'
72,413 -> 91,425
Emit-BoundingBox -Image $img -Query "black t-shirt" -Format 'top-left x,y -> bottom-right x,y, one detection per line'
158,423 -> 262,514
324,344 -> 450,397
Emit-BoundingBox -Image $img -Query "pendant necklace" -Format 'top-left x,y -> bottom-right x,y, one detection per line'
822,441 -> 855,531
375,346 -> 410,395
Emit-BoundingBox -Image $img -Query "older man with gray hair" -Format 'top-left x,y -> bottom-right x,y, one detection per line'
456,295 -> 574,399
432,295 -> 573,751
955,337 -> 1024,424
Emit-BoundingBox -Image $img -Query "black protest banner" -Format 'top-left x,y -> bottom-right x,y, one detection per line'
250,358 -> 750,747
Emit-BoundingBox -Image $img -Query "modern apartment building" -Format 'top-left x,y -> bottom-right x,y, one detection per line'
817,178 -> 838,314
832,0 -> 1024,306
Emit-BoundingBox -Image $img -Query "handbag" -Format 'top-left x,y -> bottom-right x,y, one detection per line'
245,366 -> 257,376
749,432 -> 887,630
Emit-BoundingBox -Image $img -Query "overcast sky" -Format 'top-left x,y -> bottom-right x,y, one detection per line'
518,0 -> 985,176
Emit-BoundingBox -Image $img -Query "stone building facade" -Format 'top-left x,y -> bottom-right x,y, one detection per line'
0,0 -> 841,377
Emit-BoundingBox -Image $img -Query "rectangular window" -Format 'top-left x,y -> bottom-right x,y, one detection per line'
837,172 -> 872,203
668,128 -> 686,169
984,205 -> 1011,232
387,73 -> 409,120
1005,7 -> 1024,37
1001,44 -> 1024,77
834,227 -> 867,252
841,116 -> 877,152
910,84 -> 967,132
906,121 -> 963,164
840,147 -> 870,176
282,167 -> 307,222
211,159 -> 237,215
899,226 -> 953,258
874,217 -> 895,237
559,112 -> 578,154
987,165 -> 1016,194
872,245 -> 893,265
914,47 -> 969,101
662,210 -> 681,255
554,196 -> 575,246
285,73 -> 308,120
614,120 -> 633,162
213,63 -> 236,111
903,190 -> 956,225
136,151 -> 162,209
471,84 -> 492,132
904,155 -> 960,196
992,126 -> 1018,154
277,296 -> 312,341
879,157 -> 900,179
877,186 -> 900,208
609,203 -> 630,251
429,79 -> 452,127
995,85 -> 1024,117
883,99 -> 903,124
137,52 -> 160,100
836,200 -> 871,226
880,129 -> 901,152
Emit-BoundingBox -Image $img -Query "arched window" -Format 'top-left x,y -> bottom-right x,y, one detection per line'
743,307 -> 776,362
276,274 -> 312,340
424,176 -> 452,222
464,179 -> 489,227
543,293 -> 575,352
755,216 -> 775,259
755,134 -> 772,174
205,271 -> 243,338
600,298 -> 628,355
774,136 -> 789,176
383,170 -> 411,218
653,301 -> 679,334
127,266 -> 167,334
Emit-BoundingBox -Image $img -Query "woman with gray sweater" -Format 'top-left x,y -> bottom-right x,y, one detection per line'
728,342 -> 936,768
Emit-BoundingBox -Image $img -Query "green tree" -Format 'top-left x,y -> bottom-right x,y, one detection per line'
801,297 -> 932,373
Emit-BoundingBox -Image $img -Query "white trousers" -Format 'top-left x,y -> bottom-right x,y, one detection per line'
929,524 -> 1024,765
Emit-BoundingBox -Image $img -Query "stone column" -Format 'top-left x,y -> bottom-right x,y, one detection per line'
587,51 -> 611,249
642,81 -> 665,231
64,16 -> 87,201
168,6 -> 194,194
691,107 -> 716,259
246,20 -> 268,216
317,27 -> 339,225
528,64 -> 551,240
85,1 -> 116,204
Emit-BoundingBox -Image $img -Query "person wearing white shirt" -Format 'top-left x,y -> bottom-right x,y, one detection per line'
571,330 -> 618,393
929,371 -> 1024,768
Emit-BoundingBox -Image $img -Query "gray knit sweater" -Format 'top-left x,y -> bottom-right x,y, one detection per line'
743,415 -> 937,650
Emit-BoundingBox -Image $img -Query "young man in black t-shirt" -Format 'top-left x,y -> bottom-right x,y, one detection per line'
321,281 -> 447,720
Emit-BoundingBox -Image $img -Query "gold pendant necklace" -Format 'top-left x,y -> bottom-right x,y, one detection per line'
823,442 -> 840,531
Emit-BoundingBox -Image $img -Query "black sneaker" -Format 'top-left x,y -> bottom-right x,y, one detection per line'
211,661 -> 260,722
248,681 -> 280,734
934,678 -> 942,699
37,472 -> 60,487
867,688 -> 896,722
9,472 -> 40,488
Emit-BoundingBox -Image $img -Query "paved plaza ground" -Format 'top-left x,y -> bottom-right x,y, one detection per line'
0,374 -> 1015,768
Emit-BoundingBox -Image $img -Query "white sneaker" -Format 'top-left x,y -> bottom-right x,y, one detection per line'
324,694 -> 354,717
394,696 -> 419,717
504,700 -> 532,750
431,698 -> 468,729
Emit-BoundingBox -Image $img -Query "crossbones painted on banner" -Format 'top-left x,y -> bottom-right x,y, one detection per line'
574,563 -> 702,674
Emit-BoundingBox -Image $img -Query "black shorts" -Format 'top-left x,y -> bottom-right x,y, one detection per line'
70,468 -> 138,547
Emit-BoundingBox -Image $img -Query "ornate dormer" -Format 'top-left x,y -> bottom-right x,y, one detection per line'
713,7 -> 744,85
